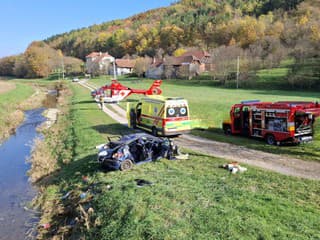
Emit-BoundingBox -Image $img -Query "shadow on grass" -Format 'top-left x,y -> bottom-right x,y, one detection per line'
92,123 -> 135,136
123,99 -> 139,103
75,100 -> 96,104
37,154 -> 98,186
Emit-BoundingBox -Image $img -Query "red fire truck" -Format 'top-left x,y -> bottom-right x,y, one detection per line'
222,100 -> 320,145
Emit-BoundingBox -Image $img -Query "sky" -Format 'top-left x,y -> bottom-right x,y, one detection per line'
0,0 -> 175,58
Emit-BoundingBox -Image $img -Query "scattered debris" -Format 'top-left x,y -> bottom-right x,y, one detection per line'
82,175 -> 89,183
61,191 -> 72,200
80,192 -> 87,199
221,162 -> 247,174
40,223 -> 51,229
135,179 -> 154,187
175,153 -> 189,160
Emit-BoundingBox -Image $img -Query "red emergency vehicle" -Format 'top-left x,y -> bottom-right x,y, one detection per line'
222,100 -> 320,145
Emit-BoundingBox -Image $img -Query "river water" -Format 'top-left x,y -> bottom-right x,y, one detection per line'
0,108 -> 46,240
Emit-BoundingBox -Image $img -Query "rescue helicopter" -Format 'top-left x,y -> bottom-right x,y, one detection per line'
91,79 -> 162,103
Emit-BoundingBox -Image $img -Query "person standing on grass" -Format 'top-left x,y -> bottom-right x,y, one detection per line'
99,95 -> 104,110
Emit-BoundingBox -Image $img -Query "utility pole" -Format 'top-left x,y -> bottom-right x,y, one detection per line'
236,56 -> 240,89
113,60 -> 117,80
62,56 -> 65,80
58,49 -> 64,80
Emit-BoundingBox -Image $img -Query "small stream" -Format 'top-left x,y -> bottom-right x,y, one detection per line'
0,108 -> 46,240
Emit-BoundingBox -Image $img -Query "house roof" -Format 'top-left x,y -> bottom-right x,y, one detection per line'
165,55 -> 201,66
150,58 -> 164,67
92,55 -> 107,63
115,59 -> 136,68
86,51 -> 113,58
181,50 -> 210,60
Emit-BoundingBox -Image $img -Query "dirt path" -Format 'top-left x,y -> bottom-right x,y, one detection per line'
0,81 -> 16,94
78,80 -> 320,180
176,134 -> 320,180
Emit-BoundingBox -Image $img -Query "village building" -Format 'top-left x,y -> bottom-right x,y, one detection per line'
85,52 -> 115,75
164,55 -> 202,79
112,59 -> 136,76
146,50 -> 212,79
180,50 -> 211,72
145,59 -> 164,79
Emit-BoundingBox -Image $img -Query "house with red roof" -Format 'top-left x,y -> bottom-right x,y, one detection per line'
114,59 -> 136,76
146,50 -> 212,79
180,50 -> 211,72
164,55 -> 202,79
85,52 -> 115,75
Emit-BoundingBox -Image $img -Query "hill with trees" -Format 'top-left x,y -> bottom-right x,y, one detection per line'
0,0 -> 319,89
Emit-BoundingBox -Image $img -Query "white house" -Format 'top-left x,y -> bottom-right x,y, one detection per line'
85,52 -> 115,74
110,59 -> 136,76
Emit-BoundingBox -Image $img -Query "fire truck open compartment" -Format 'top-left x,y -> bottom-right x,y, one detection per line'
223,100 -> 320,145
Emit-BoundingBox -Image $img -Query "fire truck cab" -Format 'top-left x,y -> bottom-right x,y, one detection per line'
223,100 -> 320,145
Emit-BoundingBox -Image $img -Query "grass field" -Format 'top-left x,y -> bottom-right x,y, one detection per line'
89,76 -> 320,161
34,81 -> 320,239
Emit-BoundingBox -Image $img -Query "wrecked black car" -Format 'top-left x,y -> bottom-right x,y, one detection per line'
96,133 -> 183,171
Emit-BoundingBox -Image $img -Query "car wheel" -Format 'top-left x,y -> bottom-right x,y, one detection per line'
120,159 -> 133,171
151,127 -> 158,136
266,134 -> 276,145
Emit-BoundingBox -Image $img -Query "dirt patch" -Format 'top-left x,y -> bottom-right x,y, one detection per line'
41,108 -> 60,129
0,81 -> 16,94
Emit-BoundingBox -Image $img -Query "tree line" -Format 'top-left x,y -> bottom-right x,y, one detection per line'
0,42 -> 83,78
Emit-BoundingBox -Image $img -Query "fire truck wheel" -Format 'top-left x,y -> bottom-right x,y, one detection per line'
266,134 -> 276,145
151,127 -> 158,136
223,125 -> 231,135
120,159 -> 133,171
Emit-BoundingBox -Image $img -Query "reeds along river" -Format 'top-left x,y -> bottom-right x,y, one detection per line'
0,108 -> 45,240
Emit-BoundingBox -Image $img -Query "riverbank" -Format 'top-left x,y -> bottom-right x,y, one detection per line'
0,81 -> 46,143
0,108 -> 46,240
28,81 -> 78,238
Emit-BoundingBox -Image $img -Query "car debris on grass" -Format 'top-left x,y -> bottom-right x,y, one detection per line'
221,161 -> 248,174
96,133 -> 188,171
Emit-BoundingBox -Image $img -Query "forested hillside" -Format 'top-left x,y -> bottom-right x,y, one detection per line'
0,0 -> 319,88
45,0 -> 309,59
